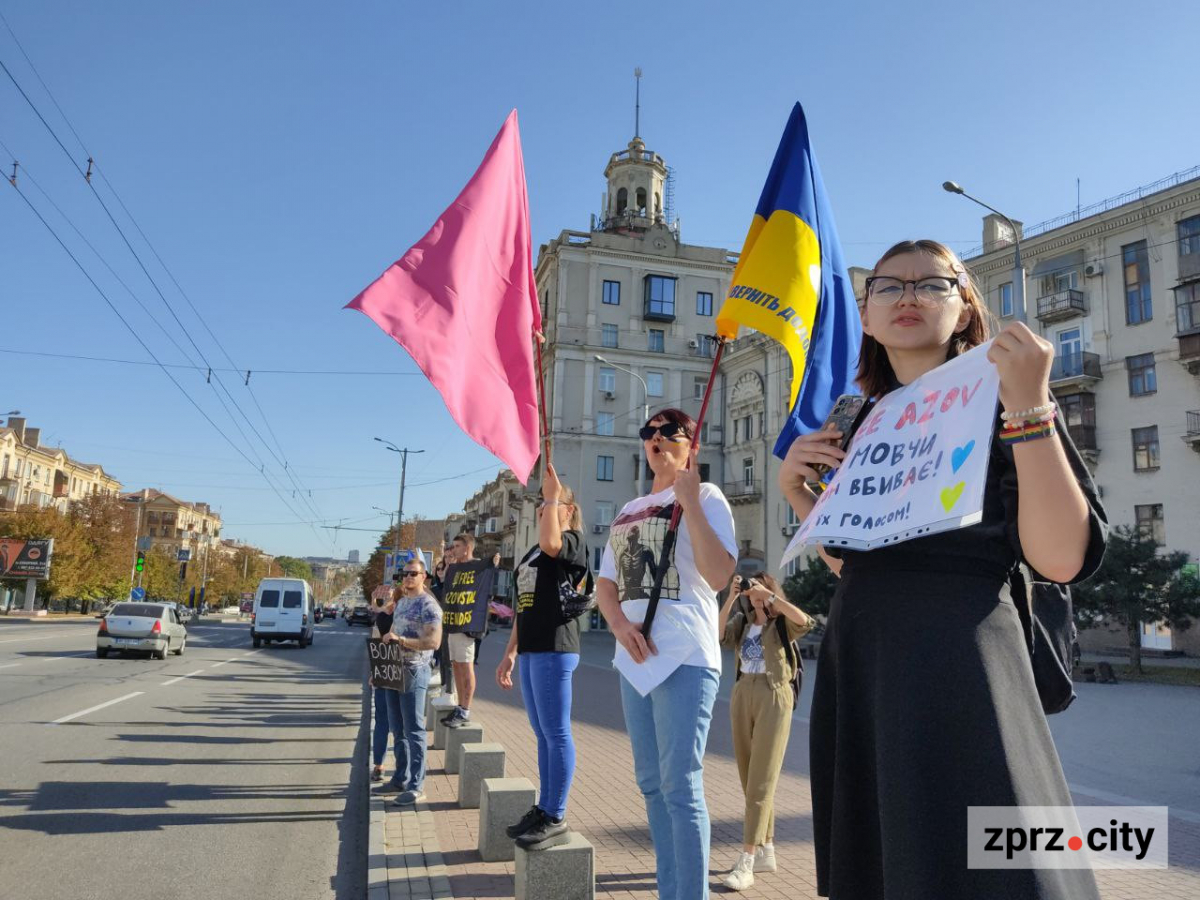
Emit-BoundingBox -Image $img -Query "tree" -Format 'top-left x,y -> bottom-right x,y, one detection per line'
1072,525 -> 1200,673
782,554 -> 839,620
274,556 -> 313,580
359,519 -> 423,600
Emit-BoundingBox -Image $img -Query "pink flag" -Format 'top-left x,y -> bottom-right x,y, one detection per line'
346,110 -> 543,483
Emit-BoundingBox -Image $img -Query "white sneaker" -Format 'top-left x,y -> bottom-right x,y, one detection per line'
755,843 -> 777,872
721,853 -> 756,891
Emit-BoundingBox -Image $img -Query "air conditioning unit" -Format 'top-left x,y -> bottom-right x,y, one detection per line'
1084,261 -> 1104,277
592,524 -> 605,534
603,390 -> 615,400
687,339 -> 699,349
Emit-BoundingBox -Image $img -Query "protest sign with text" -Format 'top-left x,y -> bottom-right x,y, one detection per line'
367,638 -> 408,691
781,341 -> 1000,565
440,560 -> 495,634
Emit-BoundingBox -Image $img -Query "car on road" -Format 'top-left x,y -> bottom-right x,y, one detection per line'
251,577 -> 316,648
347,604 -> 373,627
97,602 -> 188,660
324,603 -> 339,617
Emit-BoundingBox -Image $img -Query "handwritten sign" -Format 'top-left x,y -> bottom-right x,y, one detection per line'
367,638 -> 408,691
781,340 -> 1000,563
440,560 -> 494,634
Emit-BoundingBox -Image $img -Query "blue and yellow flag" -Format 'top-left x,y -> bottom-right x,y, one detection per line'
716,103 -> 861,458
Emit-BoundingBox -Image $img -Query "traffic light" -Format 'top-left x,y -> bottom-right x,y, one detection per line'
135,551 -> 145,573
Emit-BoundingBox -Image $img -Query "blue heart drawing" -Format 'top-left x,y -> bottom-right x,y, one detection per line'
951,440 -> 975,473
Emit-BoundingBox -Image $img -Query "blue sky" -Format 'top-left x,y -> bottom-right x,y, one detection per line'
2,0 -> 1196,559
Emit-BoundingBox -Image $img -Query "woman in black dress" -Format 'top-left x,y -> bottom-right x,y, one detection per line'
780,240 -> 1107,899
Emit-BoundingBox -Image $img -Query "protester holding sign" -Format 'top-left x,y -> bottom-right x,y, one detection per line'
596,408 -> 737,900
717,572 -> 814,892
494,463 -> 588,851
374,558 -> 442,806
439,534 -> 498,729
780,240 -> 1107,899
368,589 -> 397,783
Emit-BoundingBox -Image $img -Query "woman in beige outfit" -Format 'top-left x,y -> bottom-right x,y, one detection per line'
718,572 -> 815,892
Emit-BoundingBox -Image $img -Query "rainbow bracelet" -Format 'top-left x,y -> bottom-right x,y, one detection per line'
999,421 -> 1057,445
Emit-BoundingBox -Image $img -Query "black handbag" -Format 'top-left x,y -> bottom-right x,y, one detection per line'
1009,565 -> 1077,715
558,568 -> 596,622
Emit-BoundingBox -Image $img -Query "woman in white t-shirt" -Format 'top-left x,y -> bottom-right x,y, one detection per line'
597,407 -> 737,900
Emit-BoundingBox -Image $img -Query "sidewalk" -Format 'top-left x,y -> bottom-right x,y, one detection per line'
380,633 -> 1200,899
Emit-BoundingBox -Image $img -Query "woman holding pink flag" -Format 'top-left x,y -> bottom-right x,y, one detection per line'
781,240 -> 1106,899
596,408 -> 737,900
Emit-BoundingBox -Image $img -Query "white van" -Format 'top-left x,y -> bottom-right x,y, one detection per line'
251,578 -> 315,648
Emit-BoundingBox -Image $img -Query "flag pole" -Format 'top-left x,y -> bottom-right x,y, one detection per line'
534,330 -> 552,465
640,335 -> 728,638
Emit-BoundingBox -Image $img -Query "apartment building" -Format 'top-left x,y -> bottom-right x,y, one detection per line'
121,488 -> 223,564
0,416 -> 121,511
963,167 -> 1200,655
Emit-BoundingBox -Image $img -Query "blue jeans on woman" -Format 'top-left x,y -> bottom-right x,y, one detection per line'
381,665 -> 431,791
620,663 -> 719,900
372,686 -> 390,767
518,651 -> 579,819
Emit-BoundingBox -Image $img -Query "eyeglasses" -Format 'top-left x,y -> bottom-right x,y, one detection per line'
400,570 -> 422,578
638,422 -> 690,441
865,275 -> 964,307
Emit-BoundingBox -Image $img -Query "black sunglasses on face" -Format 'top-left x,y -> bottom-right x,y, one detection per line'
639,422 -> 690,441
401,570 -> 422,578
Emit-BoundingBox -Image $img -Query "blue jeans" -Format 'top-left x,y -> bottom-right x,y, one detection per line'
382,665 -> 430,791
519,651 -> 579,819
620,663 -> 719,900
372,686 -> 390,767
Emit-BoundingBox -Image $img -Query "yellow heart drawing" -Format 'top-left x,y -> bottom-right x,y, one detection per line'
940,481 -> 965,512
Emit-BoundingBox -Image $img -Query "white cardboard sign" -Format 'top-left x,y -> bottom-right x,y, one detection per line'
780,341 -> 1000,564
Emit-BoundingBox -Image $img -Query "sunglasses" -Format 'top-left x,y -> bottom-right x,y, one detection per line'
638,422 -> 690,441
400,570 -> 423,578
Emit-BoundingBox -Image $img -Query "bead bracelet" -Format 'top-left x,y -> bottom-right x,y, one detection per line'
1001,403 -> 1055,423
1001,410 -> 1056,432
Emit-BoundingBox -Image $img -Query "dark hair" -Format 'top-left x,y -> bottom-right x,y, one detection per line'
644,407 -> 698,439
857,239 -> 992,399
453,532 -> 476,552
738,571 -> 785,618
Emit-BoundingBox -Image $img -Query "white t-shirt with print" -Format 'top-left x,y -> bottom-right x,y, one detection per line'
740,623 -> 767,674
599,482 -> 737,694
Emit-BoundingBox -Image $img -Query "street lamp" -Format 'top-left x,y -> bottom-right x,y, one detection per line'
374,438 -> 424,579
594,354 -> 650,495
942,181 -> 1027,323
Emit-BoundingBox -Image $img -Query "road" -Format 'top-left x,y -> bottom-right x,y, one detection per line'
0,615 -> 369,900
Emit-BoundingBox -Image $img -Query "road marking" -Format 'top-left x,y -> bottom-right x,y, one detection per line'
161,669 -> 206,686
240,650 -> 261,657
0,662 -> 20,669
208,658 -> 239,669
49,691 -> 144,725
0,634 -> 76,645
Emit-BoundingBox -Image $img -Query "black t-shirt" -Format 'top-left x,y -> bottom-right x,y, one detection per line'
515,530 -> 588,655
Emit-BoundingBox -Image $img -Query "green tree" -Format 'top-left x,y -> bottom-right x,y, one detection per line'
1072,525 -> 1200,673
274,556 -> 313,580
782,554 -> 839,619
358,519 -> 422,600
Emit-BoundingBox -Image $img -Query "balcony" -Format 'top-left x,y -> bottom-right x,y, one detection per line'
1179,332 -> 1200,375
1036,289 -> 1087,324
1179,251 -> 1200,283
725,479 -> 762,503
1066,423 -> 1097,451
1049,351 -> 1102,393
1184,411 -> 1200,454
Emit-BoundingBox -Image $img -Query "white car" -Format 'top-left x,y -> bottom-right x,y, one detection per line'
97,602 -> 188,660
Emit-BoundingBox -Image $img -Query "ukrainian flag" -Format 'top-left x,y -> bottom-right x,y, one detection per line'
716,102 -> 861,458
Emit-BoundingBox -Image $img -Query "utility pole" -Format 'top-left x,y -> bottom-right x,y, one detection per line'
375,439 -> 424,581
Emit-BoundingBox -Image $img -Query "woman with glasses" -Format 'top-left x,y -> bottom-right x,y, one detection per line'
717,571 -> 814,892
596,407 -> 737,900
780,240 -> 1106,899
495,463 -> 588,851
376,557 -> 442,807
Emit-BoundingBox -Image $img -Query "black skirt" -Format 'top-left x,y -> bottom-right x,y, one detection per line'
810,423 -> 1107,900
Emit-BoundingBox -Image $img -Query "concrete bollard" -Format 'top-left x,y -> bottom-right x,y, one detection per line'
478,777 -> 536,862
457,743 -> 505,809
430,695 -> 458,749
515,832 -> 595,900
443,722 -> 483,775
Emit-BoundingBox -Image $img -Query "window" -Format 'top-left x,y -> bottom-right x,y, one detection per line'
596,412 -> 615,435
603,280 -> 621,305
1176,281 -> 1200,333
593,546 -> 603,571
616,188 -> 628,215
259,590 -> 280,608
694,333 -> 716,357
1053,270 -> 1079,292
1123,240 -> 1152,324
693,377 -> 708,401
785,505 -> 801,529
644,275 -> 677,320
597,455 -> 614,481
784,557 -> 800,578
742,457 -> 755,486
1179,215 -> 1200,256
601,323 -> 618,348
1126,353 -> 1157,396
636,187 -> 647,212
595,500 -> 614,527
696,291 -> 714,316
999,282 -> 1013,318
1135,504 -> 1165,546
283,590 -> 303,609
648,329 -> 665,353
698,463 -> 711,482
646,371 -> 664,397
1132,426 -> 1160,472
739,414 -> 754,441
598,367 -> 616,392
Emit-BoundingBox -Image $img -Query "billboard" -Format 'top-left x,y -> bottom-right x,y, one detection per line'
0,538 -> 54,579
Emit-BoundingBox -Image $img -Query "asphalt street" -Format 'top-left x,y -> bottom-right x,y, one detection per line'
0,615 -> 369,900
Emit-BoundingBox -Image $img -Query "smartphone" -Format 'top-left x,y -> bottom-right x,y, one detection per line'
810,394 -> 869,479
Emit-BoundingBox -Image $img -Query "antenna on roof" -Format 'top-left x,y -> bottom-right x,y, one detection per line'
634,67 -> 642,139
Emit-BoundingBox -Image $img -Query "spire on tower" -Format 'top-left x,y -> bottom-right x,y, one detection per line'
634,67 -> 642,139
